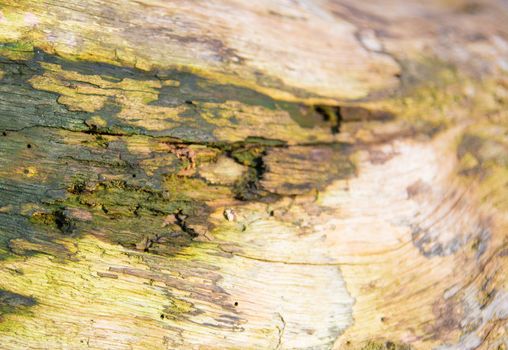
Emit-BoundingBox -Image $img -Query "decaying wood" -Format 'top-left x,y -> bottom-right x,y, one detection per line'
0,0 -> 507,349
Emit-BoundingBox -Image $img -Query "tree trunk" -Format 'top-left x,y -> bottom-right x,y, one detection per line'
0,1 -> 507,349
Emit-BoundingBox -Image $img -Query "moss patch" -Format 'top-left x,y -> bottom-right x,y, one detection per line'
361,340 -> 412,350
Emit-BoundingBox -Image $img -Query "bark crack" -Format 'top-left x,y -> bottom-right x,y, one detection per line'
275,312 -> 285,350
217,245 -> 379,266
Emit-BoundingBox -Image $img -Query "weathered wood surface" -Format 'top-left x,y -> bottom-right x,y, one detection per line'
0,0 -> 507,349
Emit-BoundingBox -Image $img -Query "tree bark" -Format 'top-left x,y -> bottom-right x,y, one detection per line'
0,0 -> 507,349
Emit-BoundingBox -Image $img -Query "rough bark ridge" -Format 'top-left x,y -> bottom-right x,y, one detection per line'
0,0 -> 507,349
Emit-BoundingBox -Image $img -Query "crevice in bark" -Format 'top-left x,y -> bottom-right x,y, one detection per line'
174,210 -> 199,239
314,105 -> 343,134
275,313 -> 286,350
231,147 -> 269,201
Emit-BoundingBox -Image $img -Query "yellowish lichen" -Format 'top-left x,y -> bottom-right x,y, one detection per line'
28,62 -> 162,113
163,175 -> 232,202
0,0 -> 370,103
0,235 -> 183,346
84,116 -> 108,129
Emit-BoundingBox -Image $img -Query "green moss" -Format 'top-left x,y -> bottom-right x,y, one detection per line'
30,211 -> 57,227
0,41 -> 34,60
231,145 -> 265,167
361,340 -> 412,350
458,133 -> 508,169
161,298 -> 195,320
389,56 -> 466,129
15,176 -> 214,253
163,175 -> 231,201
0,40 -> 357,263
72,180 -> 175,216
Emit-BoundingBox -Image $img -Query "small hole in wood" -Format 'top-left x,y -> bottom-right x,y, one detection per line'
27,144 -> 32,149
132,174 -> 136,178
234,302 -> 238,306
2,132 -> 6,136
160,314 -> 164,319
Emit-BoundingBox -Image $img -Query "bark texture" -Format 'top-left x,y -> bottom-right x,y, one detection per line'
0,0 -> 508,349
